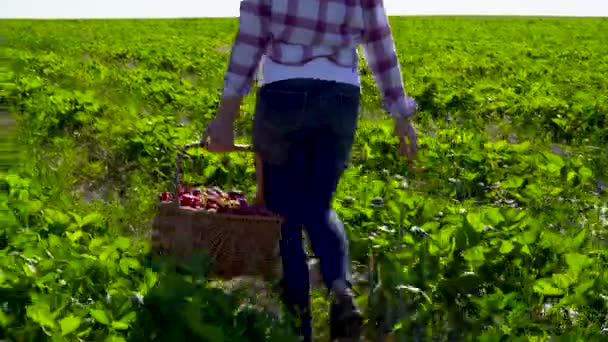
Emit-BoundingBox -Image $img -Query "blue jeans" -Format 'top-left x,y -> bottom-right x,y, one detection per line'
252,79 -> 360,340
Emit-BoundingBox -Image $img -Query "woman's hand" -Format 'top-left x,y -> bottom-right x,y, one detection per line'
203,96 -> 241,152
205,115 -> 236,152
394,117 -> 418,161
393,96 -> 418,161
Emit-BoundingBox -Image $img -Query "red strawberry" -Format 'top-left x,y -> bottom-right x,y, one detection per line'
189,196 -> 201,208
159,192 -> 172,202
180,194 -> 197,207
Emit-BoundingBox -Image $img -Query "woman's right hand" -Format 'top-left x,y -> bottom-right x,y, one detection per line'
394,117 -> 418,161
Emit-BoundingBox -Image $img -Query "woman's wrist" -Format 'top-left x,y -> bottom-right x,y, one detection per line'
217,95 -> 242,120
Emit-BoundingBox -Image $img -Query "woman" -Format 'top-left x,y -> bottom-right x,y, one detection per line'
205,0 -> 418,340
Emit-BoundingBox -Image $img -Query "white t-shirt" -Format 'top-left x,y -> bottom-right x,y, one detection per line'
257,54 -> 360,87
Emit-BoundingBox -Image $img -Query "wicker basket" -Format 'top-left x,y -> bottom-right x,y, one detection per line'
150,138 -> 283,280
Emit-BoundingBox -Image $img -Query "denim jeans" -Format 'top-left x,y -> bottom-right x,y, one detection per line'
252,78 -> 360,341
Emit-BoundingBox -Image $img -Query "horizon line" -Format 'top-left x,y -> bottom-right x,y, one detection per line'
2,14 -> 607,20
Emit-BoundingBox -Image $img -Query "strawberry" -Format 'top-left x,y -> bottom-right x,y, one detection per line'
180,194 -> 198,207
159,192 -> 172,202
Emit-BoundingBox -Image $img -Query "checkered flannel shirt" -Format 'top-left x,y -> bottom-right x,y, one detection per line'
222,0 -> 416,118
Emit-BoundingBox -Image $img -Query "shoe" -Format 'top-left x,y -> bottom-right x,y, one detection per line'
329,288 -> 363,341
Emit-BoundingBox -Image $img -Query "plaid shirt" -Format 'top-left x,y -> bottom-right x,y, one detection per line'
222,0 -> 416,118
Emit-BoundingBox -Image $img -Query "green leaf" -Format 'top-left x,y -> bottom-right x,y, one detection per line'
66,230 -> 84,243
80,212 -> 105,228
466,211 -> 485,233
499,240 -> 514,254
119,311 -> 137,325
543,151 -> 565,168
546,162 -> 563,175
501,208 -> 527,223
463,245 -> 486,267
552,273 -> 575,289
574,279 -> 595,296
119,257 -> 141,274
141,268 -> 159,293
113,237 -> 131,251
533,278 -> 564,296
421,201 -> 439,220
510,141 -> 531,153
111,321 -> 129,330
571,228 -> 588,248
420,221 -> 440,233
436,227 -> 456,250
69,212 -> 82,225
501,175 -> 524,189
520,227 -> 538,245
107,335 -> 127,342
26,301 -> 56,330
579,166 -> 593,185
565,252 -> 591,277
60,315 -> 81,336
90,309 -> 110,325
483,207 -> 505,226
522,183 -> 544,200
45,208 -> 71,226
0,310 -> 12,326
567,171 -> 577,185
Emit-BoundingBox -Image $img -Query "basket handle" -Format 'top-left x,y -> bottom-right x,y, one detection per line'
174,127 -> 253,200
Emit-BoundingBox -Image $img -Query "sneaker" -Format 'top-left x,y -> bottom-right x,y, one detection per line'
329,288 -> 363,341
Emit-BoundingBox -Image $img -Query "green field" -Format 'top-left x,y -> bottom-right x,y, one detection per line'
2,17 -> 608,341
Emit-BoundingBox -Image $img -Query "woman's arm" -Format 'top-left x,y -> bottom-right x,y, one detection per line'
360,0 -> 416,119
218,0 -> 271,118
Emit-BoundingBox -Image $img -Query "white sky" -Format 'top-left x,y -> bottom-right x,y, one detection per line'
2,0 -> 607,19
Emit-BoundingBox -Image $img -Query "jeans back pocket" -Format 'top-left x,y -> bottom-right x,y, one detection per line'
254,87 -> 308,133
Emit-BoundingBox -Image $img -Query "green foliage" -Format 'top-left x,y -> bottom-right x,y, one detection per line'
2,17 -> 608,341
